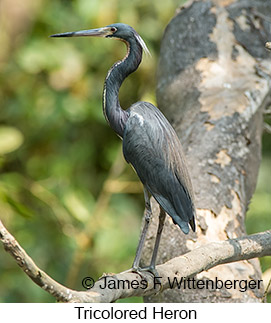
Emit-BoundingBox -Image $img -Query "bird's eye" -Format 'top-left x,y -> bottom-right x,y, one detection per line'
110,27 -> 117,33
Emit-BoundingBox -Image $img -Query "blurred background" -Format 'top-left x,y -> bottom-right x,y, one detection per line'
0,0 -> 270,302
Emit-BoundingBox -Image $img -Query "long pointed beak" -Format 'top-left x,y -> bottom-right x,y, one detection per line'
50,27 -> 111,38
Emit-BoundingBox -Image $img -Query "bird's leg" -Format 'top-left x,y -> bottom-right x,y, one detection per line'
147,207 -> 166,276
132,186 -> 152,271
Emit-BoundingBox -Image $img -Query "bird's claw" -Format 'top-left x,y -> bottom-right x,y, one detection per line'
132,266 -> 163,293
121,266 -> 151,288
144,266 -> 160,279
143,266 -> 163,292
130,266 -> 150,281
121,266 -> 163,293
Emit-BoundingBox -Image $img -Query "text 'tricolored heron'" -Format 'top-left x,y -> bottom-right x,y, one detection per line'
51,23 -> 196,275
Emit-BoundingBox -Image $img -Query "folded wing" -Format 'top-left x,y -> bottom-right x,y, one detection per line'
123,102 -> 195,234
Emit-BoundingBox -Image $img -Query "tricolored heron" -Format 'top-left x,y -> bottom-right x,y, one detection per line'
51,23 -> 196,275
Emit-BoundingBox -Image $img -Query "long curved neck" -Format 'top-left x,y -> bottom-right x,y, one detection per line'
103,38 -> 142,138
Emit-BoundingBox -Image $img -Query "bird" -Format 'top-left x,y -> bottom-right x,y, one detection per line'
51,23 -> 196,275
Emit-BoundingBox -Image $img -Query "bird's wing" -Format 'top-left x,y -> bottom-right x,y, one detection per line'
123,102 -> 195,234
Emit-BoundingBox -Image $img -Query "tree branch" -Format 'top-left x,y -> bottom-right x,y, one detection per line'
152,0 -> 271,302
1,219 -> 270,302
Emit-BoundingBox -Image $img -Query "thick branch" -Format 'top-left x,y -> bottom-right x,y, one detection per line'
151,0 -> 271,303
1,219 -> 270,302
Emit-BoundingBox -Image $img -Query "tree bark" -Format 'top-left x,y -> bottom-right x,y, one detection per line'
1,219 -> 270,302
143,0 -> 271,302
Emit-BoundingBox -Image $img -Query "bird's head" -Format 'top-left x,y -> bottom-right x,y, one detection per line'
50,23 -> 150,55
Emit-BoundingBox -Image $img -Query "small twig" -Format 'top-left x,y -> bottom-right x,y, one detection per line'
264,122 -> 271,134
262,276 -> 271,302
251,9 -> 271,24
1,219 -> 271,302
261,268 -> 271,302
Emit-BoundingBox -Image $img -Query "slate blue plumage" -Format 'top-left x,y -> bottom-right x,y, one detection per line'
124,102 -> 195,234
51,23 -> 196,272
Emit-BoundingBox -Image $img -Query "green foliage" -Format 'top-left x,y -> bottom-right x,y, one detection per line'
0,126 -> 24,155
246,157 -> 271,290
0,0 -> 186,302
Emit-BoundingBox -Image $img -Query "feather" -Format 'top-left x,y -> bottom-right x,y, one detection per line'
123,101 -> 196,234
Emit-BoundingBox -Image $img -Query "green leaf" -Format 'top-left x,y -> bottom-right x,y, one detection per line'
0,126 -> 24,155
5,195 -> 33,219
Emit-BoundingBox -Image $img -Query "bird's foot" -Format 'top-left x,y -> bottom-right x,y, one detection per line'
121,266 -> 162,293
131,266 -> 151,280
143,265 -> 162,290
133,266 -> 162,293
120,266 -> 151,283
142,265 -> 159,277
